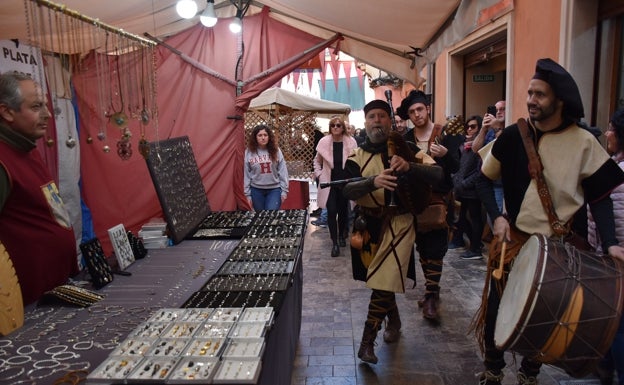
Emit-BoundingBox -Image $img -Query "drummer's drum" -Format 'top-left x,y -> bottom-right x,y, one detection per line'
494,234 -> 624,378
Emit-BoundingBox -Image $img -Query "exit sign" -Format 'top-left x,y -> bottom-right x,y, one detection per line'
473,74 -> 495,82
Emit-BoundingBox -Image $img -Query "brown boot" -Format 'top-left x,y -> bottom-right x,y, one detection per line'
422,296 -> 439,320
383,307 -> 401,343
357,321 -> 378,364
417,292 -> 439,308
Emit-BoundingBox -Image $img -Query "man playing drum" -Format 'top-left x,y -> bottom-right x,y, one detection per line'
473,58 -> 624,385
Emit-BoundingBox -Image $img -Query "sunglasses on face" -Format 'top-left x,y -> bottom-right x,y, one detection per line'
330,123 -> 342,128
467,124 -> 478,129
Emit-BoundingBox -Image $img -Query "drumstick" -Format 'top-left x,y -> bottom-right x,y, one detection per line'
492,241 -> 507,280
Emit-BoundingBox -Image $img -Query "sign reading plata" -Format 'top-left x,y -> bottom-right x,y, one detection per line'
473,74 -> 495,82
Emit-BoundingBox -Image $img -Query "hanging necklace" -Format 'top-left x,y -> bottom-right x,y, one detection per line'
58,14 -> 76,149
109,39 -> 128,129
138,45 -> 150,159
113,37 -> 132,160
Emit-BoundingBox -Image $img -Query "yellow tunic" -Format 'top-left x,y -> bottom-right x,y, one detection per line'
350,147 -> 436,292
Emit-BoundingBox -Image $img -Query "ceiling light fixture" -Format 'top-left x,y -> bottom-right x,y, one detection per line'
229,9 -> 243,33
200,0 -> 218,27
176,0 -> 198,19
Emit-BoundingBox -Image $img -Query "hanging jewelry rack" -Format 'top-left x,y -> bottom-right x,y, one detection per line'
23,0 -> 157,158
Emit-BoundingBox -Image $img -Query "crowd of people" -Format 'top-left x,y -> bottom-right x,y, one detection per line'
309,58 -> 624,385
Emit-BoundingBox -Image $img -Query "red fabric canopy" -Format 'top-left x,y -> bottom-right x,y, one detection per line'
73,9 -> 339,253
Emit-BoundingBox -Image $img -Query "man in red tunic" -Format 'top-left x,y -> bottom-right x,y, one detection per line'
0,72 -> 78,305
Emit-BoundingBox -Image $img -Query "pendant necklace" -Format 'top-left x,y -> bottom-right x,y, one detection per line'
138,46 -> 150,159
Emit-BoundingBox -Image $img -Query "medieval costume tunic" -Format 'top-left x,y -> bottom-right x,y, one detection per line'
474,118 -> 624,379
480,119 -> 624,238
344,140 -> 436,293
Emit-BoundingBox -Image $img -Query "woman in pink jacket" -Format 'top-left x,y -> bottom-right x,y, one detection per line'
314,117 -> 358,257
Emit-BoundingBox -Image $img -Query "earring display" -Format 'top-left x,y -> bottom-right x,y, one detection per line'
194,322 -> 234,338
108,223 -> 135,270
199,211 -> 256,229
228,245 -> 300,261
147,308 -> 188,323
131,322 -> 171,338
161,322 -> 200,339
167,357 -> 219,383
79,238 -> 114,289
240,307 -> 274,324
213,358 -> 261,384
111,338 -> 156,356
145,136 -> 211,244
126,356 -> 180,381
229,322 -> 266,339
179,308 -> 215,323
201,275 -> 289,292
147,338 -> 190,357
88,307 -> 272,383
127,230 -> 148,259
216,260 -> 294,276
222,338 -> 265,358
87,356 -> 144,381
182,290 -> 283,309
183,338 -> 226,357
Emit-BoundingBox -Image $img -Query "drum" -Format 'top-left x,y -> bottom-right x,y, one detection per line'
494,234 -> 624,378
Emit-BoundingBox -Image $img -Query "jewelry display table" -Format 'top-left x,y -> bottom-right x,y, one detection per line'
0,235 -> 303,385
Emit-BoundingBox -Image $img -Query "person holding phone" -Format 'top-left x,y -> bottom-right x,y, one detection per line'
473,100 -> 506,152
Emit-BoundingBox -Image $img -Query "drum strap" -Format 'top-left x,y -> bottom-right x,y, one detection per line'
517,118 -> 570,236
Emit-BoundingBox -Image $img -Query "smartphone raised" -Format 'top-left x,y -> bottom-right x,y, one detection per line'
486,105 -> 497,115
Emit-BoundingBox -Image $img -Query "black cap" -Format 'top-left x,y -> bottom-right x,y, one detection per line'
396,90 -> 431,120
363,99 -> 391,116
532,58 -> 584,120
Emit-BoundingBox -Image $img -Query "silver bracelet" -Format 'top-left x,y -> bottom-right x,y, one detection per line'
6,355 -> 32,365
16,344 -> 37,355
0,365 -> 25,381
44,345 -> 68,355
73,341 -> 94,351
52,351 -> 79,361
33,359 -> 60,369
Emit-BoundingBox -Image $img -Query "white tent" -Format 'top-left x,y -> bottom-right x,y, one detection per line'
249,88 -> 350,118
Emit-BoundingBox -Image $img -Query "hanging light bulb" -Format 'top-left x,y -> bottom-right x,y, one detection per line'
229,10 -> 242,33
200,0 -> 218,27
176,0 -> 198,19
